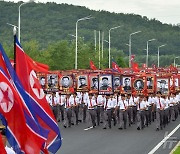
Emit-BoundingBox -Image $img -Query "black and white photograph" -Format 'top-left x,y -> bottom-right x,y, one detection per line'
60,75 -> 73,89
37,73 -> 46,89
90,75 -> 98,90
122,76 -> 131,91
157,78 -> 169,94
146,77 -> 153,89
99,75 -> 112,92
113,76 -> 121,91
77,75 -> 88,90
47,74 -> 58,89
134,79 -> 144,91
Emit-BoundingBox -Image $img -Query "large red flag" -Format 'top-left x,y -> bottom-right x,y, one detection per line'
112,60 -> 121,73
89,60 -> 97,70
0,69 -> 45,153
15,38 -> 61,153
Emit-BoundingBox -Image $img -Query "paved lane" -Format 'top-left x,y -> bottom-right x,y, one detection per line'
57,116 -> 180,154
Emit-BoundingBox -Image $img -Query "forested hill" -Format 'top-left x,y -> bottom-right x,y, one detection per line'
0,1 -> 179,69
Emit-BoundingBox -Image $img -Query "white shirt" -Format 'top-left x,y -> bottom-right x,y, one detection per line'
97,95 -> 104,106
137,101 -> 146,111
5,146 -> 16,154
59,95 -> 66,105
164,98 -> 170,109
117,99 -> 128,110
71,96 -> 81,106
64,97 -> 73,108
131,96 -> 139,106
169,97 -> 178,106
126,98 -> 133,107
148,96 -> 154,105
87,98 -> 96,109
154,97 -> 166,109
46,94 -> 52,106
104,98 -> 114,110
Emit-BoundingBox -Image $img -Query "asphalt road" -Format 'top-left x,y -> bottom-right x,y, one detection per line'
57,116 -> 180,154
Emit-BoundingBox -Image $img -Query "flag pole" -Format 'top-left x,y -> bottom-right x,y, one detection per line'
13,26 -> 16,71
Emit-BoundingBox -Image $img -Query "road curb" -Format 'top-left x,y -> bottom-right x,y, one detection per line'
170,141 -> 180,154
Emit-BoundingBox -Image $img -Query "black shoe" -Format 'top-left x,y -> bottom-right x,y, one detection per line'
118,127 -> 123,130
100,121 -> 103,123
93,126 -> 96,128
64,125 -> 67,128
109,126 -> 111,129
137,127 -> 140,130
114,122 -> 116,126
103,127 -> 107,129
71,123 -> 74,125
129,124 -> 131,127
156,128 -> 159,131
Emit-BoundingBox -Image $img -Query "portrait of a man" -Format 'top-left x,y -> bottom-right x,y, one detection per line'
99,75 -> 112,91
134,79 -> 144,91
39,76 -> 46,89
175,78 -> 179,88
61,76 -> 71,88
157,79 -> 169,94
78,76 -> 87,89
47,74 -> 58,88
123,77 -> 131,91
113,77 -> 120,89
91,77 -> 98,90
147,77 -> 153,89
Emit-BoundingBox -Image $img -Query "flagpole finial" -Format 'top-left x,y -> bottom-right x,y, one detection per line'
13,26 -> 17,36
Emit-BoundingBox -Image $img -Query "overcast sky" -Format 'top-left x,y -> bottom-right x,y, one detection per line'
4,0 -> 180,25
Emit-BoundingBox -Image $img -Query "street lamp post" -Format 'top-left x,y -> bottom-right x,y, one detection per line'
174,57 -> 179,67
18,0 -> 34,42
108,25 -> 122,68
75,15 -> 93,69
146,38 -> 156,67
129,31 -> 141,67
158,44 -> 166,67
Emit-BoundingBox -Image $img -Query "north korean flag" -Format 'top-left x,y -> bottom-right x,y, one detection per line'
112,60 -> 121,73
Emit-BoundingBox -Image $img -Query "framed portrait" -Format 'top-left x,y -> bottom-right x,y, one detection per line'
99,74 -> 113,94
37,73 -> 46,89
157,78 -> 169,95
47,74 -> 59,92
146,76 -> 154,91
76,74 -> 89,91
174,77 -> 179,90
122,76 -> 132,92
133,78 -> 144,91
113,75 -> 121,92
89,74 -> 99,93
59,75 -> 73,89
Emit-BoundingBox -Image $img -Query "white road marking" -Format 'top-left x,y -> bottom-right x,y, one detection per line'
84,126 -> 93,131
148,123 -> 180,154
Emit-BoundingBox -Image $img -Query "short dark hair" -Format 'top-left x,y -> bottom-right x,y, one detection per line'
157,91 -> 162,95
62,76 -> 69,80
121,94 -> 125,97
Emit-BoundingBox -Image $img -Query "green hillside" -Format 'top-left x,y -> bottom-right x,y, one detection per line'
0,1 -> 179,70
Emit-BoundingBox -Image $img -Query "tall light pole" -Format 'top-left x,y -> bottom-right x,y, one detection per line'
146,38 -> 156,67
75,15 -> 93,69
18,0 -> 34,42
129,31 -> 141,67
158,44 -> 166,67
108,25 -> 122,68
174,57 -> 179,67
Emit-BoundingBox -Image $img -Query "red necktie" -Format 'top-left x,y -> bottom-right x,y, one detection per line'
59,96 -> 61,105
139,101 -> 140,110
52,96 -> 55,106
123,100 -> 126,109
105,99 -> 108,110
67,98 -> 69,107
74,98 -> 76,105
90,99 -> 93,107
159,98 -> 162,108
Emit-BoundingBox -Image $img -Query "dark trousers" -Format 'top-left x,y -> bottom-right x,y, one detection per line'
51,106 -> 58,120
132,106 -> 137,123
59,105 -> 65,121
83,104 -> 87,122
111,108 -> 116,126
73,106 -> 79,125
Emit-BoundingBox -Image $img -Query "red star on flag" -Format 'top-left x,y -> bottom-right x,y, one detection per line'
1,87 -> 11,109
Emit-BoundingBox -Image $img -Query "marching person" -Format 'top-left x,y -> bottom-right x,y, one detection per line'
169,92 -> 178,121
136,95 -> 146,130
103,94 -> 114,129
58,93 -> 65,122
86,93 -> 97,128
126,94 -> 132,126
117,94 -> 128,130
154,91 -> 165,131
164,95 -> 170,126
63,94 -> 73,128
144,96 -> 150,127
71,93 -> 80,125
82,92 -> 89,122
96,94 -> 104,126
131,94 -> 138,124
148,93 -> 154,124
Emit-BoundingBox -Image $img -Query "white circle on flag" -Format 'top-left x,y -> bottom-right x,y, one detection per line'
29,70 -> 45,99
0,82 -> 14,113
